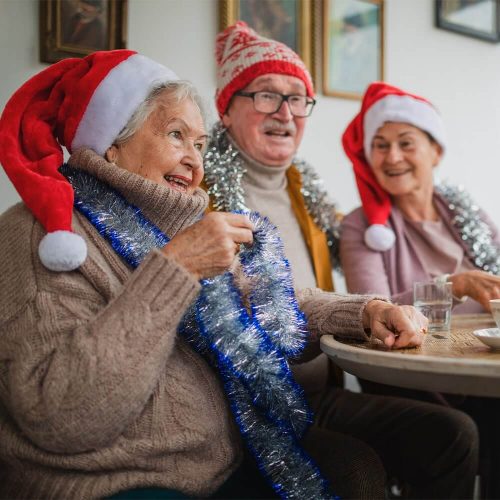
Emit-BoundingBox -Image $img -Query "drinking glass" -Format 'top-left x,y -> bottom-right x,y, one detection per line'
413,281 -> 452,332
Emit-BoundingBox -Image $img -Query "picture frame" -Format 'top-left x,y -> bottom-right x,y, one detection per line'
435,0 -> 500,43
322,0 -> 384,100
218,0 -> 316,75
39,0 -> 127,64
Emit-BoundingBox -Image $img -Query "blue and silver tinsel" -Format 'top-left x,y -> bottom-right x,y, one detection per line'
436,183 -> 500,275
204,123 -> 342,269
60,164 -> 334,499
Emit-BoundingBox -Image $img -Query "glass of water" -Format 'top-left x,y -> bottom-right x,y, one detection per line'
413,281 -> 453,332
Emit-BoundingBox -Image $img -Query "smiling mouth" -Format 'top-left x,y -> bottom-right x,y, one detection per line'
164,174 -> 191,192
385,169 -> 412,177
264,130 -> 291,138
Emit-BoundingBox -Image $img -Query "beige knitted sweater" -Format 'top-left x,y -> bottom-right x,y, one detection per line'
0,149 -> 374,499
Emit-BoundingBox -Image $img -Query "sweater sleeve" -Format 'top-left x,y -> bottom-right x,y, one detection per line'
340,209 -> 414,305
297,288 -> 389,342
1,240 -> 201,454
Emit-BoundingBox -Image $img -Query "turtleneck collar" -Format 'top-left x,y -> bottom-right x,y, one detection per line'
68,148 -> 209,238
227,132 -> 290,191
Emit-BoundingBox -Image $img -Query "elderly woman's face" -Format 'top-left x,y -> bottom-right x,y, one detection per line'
107,93 -> 206,194
369,122 -> 442,198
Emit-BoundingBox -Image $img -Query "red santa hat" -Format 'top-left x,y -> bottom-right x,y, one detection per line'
342,82 -> 446,252
0,50 -> 178,272
215,21 -> 314,117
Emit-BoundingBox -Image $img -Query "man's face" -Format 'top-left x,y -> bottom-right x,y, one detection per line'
222,74 -> 308,167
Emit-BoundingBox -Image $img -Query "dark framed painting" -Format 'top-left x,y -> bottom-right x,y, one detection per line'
435,0 -> 500,43
39,0 -> 127,63
322,0 -> 384,99
218,0 -> 316,75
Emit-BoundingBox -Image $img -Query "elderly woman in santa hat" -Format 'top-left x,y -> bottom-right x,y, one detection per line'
341,81 -> 500,313
0,52 -> 458,499
340,81 -> 500,498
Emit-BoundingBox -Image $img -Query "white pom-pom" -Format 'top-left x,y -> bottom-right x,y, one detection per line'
364,224 -> 396,252
38,231 -> 87,271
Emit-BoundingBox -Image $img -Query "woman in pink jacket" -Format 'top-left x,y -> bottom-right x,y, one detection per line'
341,82 -> 500,313
340,82 -> 500,499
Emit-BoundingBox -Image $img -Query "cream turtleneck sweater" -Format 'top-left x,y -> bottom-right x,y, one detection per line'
238,147 -> 318,290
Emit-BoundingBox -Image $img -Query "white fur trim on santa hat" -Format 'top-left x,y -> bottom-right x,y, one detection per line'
364,224 -> 396,252
363,94 -> 446,162
38,231 -> 88,272
72,54 -> 178,156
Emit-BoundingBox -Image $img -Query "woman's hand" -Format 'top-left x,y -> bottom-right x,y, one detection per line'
362,300 -> 428,349
162,212 -> 254,280
449,270 -> 500,311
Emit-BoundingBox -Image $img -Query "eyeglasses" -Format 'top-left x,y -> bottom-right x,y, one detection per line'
234,90 -> 316,117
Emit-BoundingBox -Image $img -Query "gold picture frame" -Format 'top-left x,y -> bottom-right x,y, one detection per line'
39,0 -> 127,64
322,0 -> 384,99
219,0 -> 316,76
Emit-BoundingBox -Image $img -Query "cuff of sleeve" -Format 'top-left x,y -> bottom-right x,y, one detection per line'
299,291 -> 390,342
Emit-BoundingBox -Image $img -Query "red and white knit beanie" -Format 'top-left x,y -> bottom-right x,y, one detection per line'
342,82 -> 446,252
215,21 -> 314,116
0,49 -> 178,271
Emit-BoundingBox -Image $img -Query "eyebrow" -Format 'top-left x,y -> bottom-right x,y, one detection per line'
165,117 -> 207,138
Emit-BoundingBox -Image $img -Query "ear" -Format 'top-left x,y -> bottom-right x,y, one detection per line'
432,143 -> 443,168
105,145 -> 119,164
221,111 -> 232,129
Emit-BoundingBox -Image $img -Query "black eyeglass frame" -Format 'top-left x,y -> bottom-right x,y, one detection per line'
234,90 -> 317,117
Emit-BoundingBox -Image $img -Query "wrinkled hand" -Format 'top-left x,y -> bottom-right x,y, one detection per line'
162,212 -> 253,280
362,300 -> 428,349
450,270 -> 500,311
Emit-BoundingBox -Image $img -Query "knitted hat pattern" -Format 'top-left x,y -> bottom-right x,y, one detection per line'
215,21 -> 314,116
0,49 -> 178,271
342,82 -> 446,252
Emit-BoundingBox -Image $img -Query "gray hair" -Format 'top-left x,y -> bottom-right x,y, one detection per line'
114,80 -> 206,145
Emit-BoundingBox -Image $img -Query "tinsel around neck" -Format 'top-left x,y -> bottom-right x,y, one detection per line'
204,123 -> 342,269
436,182 -> 500,275
60,163 -> 335,499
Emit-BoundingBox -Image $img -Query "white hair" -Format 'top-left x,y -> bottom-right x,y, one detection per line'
114,80 -> 206,145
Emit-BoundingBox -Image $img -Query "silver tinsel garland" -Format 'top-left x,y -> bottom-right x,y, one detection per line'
436,183 -> 500,275
61,164 -> 334,499
204,123 -> 342,269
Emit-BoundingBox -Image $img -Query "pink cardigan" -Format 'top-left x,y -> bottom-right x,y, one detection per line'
340,192 -> 500,312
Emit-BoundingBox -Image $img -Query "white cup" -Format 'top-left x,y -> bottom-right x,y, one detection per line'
489,299 -> 500,330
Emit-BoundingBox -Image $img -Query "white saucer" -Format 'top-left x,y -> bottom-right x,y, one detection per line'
473,328 -> 500,349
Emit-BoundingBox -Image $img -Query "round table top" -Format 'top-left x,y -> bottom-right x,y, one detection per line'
320,314 -> 500,397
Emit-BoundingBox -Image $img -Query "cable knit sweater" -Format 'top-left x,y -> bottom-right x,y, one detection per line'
0,149 -> 375,499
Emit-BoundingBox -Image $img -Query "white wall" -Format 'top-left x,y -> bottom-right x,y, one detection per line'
2,0 -> 500,227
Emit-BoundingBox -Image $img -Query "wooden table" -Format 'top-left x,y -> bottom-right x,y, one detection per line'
320,314 -> 500,398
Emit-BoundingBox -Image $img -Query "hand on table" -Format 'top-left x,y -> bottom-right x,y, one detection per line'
362,300 -> 428,349
449,270 -> 500,311
161,212 -> 254,280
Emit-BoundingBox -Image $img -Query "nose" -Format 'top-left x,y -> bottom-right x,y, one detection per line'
183,142 -> 203,171
272,99 -> 294,121
386,143 -> 404,164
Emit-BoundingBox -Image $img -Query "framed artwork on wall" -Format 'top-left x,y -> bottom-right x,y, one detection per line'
39,0 -> 127,64
218,0 -> 315,75
435,0 -> 500,43
322,0 -> 384,99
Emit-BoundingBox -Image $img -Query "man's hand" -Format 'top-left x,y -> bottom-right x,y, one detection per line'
362,300 -> 428,349
162,212 -> 254,280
